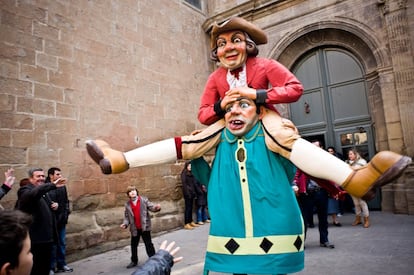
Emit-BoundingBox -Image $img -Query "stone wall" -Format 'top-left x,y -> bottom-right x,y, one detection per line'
0,0 -> 210,260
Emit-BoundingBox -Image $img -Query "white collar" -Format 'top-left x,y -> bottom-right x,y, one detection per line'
226,64 -> 247,89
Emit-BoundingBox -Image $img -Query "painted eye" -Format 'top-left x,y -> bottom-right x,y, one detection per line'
217,40 -> 226,48
233,37 -> 242,44
239,101 -> 250,109
225,105 -> 233,113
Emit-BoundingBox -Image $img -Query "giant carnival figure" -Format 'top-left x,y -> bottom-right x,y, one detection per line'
86,17 -> 411,275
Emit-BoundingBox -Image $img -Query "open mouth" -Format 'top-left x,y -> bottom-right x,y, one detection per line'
229,119 -> 245,130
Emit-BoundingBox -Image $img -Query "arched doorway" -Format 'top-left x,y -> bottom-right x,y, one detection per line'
289,47 -> 381,209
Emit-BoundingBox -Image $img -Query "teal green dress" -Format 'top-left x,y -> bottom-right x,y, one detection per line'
203,122 -> 304,275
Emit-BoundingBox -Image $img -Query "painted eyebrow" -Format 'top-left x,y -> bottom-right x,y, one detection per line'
231,31 -> 245,39
217,31 -> 245,41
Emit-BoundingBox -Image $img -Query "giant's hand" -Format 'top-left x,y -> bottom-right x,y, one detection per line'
221,87 -> 258,110
226,86 -> 257,100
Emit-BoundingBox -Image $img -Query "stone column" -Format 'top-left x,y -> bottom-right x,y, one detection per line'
378,0 -> 414,156
377,0 -> 414,214
376,68 -> 398,212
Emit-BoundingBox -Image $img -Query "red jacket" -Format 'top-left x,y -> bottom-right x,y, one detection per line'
294,169 -> 347,200
198,57 -> 303,125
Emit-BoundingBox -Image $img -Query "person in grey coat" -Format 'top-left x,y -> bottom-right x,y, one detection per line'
120,186 -> 161,269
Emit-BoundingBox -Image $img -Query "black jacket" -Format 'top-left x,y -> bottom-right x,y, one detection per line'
195,184 -> 207,207
181,170 -> 197,199
48,186 -> 70,227
0,184 -> 11,201
16,183 -> 57,244
131,249 -> 174,275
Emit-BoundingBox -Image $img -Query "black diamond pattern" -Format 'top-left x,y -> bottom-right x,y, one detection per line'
294,235 -> 303,251
225,238 -> 240,254
259,237 -> 273,253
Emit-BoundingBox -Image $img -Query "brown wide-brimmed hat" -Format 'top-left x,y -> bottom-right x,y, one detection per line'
210,17 -> 268,49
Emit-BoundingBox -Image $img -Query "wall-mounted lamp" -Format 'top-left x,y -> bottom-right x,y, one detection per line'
304,102 -> 310,114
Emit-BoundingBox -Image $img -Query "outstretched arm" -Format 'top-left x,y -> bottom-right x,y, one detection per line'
131,240 -> 182,275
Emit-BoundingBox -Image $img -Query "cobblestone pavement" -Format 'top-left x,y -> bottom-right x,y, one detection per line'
70,211 -> 414,275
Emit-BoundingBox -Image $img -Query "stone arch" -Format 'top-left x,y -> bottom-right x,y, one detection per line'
269,20 -> 388,75
269,20 -> 389,155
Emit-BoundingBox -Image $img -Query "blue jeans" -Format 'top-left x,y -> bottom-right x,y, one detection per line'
51,226 -> 67,269
197,205 -> 208,222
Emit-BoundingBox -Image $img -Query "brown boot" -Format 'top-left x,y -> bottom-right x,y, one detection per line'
363,216 -> 370,228
352,215 -> 362,226
184,224 -> 194,230
86,140 -> 129,174
342,151 -> 411,200
190,221 -> 200,227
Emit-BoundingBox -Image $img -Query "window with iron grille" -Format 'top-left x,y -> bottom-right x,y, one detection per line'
184,0 -> 202,10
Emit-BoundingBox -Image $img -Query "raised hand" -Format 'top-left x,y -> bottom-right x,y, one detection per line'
4,168 -> 15,187
159,240 -> 183,263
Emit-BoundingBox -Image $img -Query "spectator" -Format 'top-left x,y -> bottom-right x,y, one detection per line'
46,167 -> 73,274
120,186 -> 161,269
19,178 -> 31,187
294,141 -> 335,249
0,209 -> 33,275
326,146 -> 344,226
180,162 -> 199,229
16,168 -> 67,275
347,149 -> 370,228
195,183 -> 209,225
327,146 -> 344,160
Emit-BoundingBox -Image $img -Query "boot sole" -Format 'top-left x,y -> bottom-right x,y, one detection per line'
86,140 -> 112,174
86,140 -> 103,164
362,156 -> 412,200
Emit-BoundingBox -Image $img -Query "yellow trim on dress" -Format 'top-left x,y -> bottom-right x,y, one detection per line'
207,234 -> 305,255
236,139 -> 254,237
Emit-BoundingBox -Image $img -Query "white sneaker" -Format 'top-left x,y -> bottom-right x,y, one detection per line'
56,265 -> 73,273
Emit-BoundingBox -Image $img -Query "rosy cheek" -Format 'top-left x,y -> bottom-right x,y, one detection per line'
234,44 -> 245,51
217,49 -> 225,58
